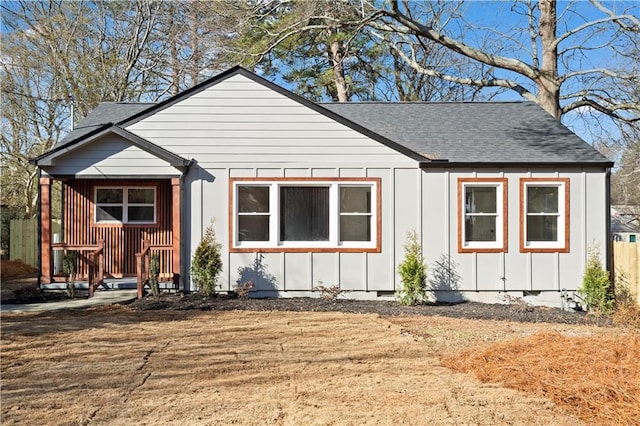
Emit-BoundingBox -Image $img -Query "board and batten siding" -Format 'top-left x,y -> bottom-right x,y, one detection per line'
124,73 -> 608,303
183,166 -> 418,295
420,167 -> 607,303
47,134 -> 180,177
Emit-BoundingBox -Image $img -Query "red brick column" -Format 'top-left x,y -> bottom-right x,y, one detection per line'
171,178 -> 181,287
40,177 -> 52,284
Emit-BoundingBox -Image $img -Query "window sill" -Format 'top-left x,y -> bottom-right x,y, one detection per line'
230,246 -> 381,254
520,244 -> 569,253
458,246 -> 507,254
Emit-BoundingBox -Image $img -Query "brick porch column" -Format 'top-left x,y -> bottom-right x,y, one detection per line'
40,177 -> 52,284
171,178 -> 182,288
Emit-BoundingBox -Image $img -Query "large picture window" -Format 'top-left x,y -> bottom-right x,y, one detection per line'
94,187 -> 156,224
520,178 -> 569,252
231,178 -> 380,252
458,178 -> 507,253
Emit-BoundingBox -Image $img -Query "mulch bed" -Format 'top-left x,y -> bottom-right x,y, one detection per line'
128,293 -> 611,326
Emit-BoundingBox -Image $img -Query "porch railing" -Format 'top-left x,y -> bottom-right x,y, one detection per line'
136,240 -> 176,299
51,240 -> 104,298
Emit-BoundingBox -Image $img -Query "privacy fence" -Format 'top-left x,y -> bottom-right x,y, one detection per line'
613,241 -> 640,307
9,219 -> 60,268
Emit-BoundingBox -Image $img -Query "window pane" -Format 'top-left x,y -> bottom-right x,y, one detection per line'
96,206 -> 123,222
128,188 -> 154,204
128,206 -> 154,222
528,187 -> 558,213
340,187 -> 371,213
340,216 -> 371,241
96,188 -> 123,204
465,216 -> 496,242
527,215 -> 558,241
238,216 -> 270,241
280,187 -> 329,241
465,187 -> 496,213
239,186 -> 269,213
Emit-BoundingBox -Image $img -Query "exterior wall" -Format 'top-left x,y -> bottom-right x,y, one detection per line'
45,134 -> 178,177
126,74 -> 416,170
63,179 -> 173,278
183,166 -> 420,297
421,167 -> 607,306
123,73 -> 609,305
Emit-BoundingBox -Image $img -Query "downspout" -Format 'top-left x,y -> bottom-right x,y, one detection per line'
179,160 -> 195,292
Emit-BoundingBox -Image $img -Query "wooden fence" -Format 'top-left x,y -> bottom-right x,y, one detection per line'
9,219 -> 60,268
613,241 -> 640,307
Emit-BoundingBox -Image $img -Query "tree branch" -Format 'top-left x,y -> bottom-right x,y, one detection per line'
370,30 -> 537,102
379,0 -> 539,80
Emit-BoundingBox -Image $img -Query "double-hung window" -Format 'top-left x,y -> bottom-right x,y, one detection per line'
520,178 -> 569,252
94,187 -> 156,224
231,178 -> 380,252
458,178 -> 507,252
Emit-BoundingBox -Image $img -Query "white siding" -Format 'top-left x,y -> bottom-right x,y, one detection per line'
119,73 -> 608,305
46,135 -> 180,177
428,167 -> 609,305
126,74 -> 415,169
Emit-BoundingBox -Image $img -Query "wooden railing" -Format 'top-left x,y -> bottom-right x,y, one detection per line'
51,240 -> 104,298
87,242 -> 105,298
136,240 -> 176,299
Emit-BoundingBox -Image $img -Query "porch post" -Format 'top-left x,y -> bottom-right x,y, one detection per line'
171,178 -> 182,288
40,177 -> 52,284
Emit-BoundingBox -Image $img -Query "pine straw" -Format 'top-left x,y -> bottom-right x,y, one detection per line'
443,332 -> 640,425
1,260 -> 37,280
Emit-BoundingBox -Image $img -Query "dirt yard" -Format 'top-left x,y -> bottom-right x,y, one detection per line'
2,303 -> 637,425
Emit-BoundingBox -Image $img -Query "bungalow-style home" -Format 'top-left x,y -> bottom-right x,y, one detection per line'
31,66 -> 613,306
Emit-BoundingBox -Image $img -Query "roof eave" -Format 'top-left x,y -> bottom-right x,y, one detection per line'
419,161 -> 615,168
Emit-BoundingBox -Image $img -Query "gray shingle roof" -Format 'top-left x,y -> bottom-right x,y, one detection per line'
58,102 -> 154,147
321,102 -> 610,164
59,98 -> 611,165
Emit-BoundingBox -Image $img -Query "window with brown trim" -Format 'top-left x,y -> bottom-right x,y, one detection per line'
230,178 -> 381,253
458,178 -> 508,253
94,187 -> 156,224
520,178 -> 569,252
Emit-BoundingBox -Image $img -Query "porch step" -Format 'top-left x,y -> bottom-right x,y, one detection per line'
41,279 -> 177,292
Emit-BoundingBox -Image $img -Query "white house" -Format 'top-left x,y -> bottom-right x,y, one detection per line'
32,66 -> 613,306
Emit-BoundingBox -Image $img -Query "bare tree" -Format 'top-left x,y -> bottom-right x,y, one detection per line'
367,0 -> 639,129
0,0 -> 235,217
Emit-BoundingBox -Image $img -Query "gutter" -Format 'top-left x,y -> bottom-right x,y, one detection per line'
419,161 -> 615,168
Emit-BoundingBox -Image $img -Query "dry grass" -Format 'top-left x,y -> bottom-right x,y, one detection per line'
443,331 -> 640,425
2,307 -> 589,426
1,260 -> 37,280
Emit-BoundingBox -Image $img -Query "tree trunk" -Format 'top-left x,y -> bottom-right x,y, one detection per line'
537,0 -> 561,119
329,39 -> 349,102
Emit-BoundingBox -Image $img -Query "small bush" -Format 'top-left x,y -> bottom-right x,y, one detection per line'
314,284 -> 350,301
396,230 -> 428,306
191,224 -> 223,296
62,250 -> 78,299
578,247 -> 613,315
234,280 -> 254,299
149,254 -> 160,297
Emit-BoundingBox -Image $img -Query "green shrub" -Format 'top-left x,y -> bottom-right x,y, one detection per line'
578,247 -> 614,315
149,254 -> 160,297
396,230 -> 428,306
62,250 -> 78,299
190,224 -> 223,296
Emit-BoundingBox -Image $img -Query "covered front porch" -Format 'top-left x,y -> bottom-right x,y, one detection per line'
38,177 -> 184,297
